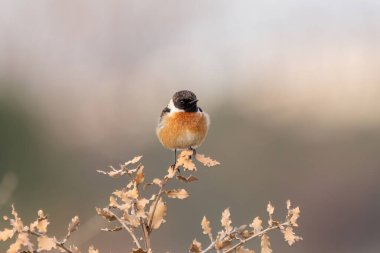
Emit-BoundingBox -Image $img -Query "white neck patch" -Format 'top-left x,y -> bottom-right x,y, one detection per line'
168,99 -> 185,113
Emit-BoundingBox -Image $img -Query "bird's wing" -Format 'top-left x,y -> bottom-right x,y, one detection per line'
159,106 -> 170,121
157,107 -> 170,130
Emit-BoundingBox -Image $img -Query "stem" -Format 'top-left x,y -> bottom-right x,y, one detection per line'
141,221 -> 151,250
147,155 -> 180,234
201,222 -> 289,253
147,188 -> 164,234
147,170 -> 172,234
134,180 -> 151,250
108,210 -> 142,249
201,241 -> 216,253
222,222 -> 289,253
28,230 -> 73,253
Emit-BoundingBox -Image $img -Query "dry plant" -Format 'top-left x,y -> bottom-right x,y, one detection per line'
0,150 -> 302,253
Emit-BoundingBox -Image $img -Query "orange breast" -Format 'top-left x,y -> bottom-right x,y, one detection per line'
157,112 -> 209,150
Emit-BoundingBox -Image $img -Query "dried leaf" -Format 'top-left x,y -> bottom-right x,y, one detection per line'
267,202 -> 274,215
149,194 -> 157,201
236,246 -> 255,253
195,154 -> 220,167
109,196 -> 119,208
166,166 -> 177,179
96,167 -> 127,178
126,181 -> 134,189
37,236 -> 56,251
7,232 -> 31,253
127,187 -> 139,200
11,232 -> 33,253
250,217 -> 263,234
289,207 -> 301,227
97,156 -> 142,178
95,207 -> 116,221
166,189 -> 190,199
283,227 -> 302,246
183,159 -> 196,171
144,178 -> 162,189
240,229 -> 251,239
71,245 -> 82,253
113,190 -> 133,206
124,214 -> 140,228
0,228 -> 14,242
286,200 -> 291,210
215,237 -> 232,250
176,150 -> 196,171
10,205 -> 23,232
261,234 -> 272,253
201,216 -> 212,236
101,226 -> 123,232
214,238 -> 223,250
88,245 -> 99,253
136,198 -> 149,218
135,165 -> 145,185
113,187 -> 139,202
30,210 -> 49,233
132,249 -> 148,253
68,216 -> 80,234
148,198 -> 167,230
153,178 -> 162,186
237,224 -> 247,232
7,240 -> 21,253
176,175 -> 198,183
221,208 -> 233,233
179,149 -> 193,157
129,156 -> 143,164
113,190 -> 123,199
122,156 -> 143,172
189,239 -> 202,253
267,202 -> 274,225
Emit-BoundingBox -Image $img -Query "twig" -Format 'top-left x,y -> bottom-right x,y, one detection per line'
147,172 -> 172,234
223,222 -> 289,253
141,221 -> 151,250
108,210 -> 142,249
201,241 -> 216,253
134,175 -> 151,251
27,230 -> 73,253
201,221 -> 289,253
147,188 -> 164,234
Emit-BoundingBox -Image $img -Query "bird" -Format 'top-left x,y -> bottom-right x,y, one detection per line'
156,90 -> 210,164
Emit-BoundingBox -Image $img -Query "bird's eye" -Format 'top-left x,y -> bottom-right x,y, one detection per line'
179,100 -> 185,104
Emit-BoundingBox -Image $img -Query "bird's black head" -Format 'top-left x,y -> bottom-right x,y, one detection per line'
172,90 -> 198,112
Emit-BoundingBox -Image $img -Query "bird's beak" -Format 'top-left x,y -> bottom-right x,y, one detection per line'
189,99 -> 198,104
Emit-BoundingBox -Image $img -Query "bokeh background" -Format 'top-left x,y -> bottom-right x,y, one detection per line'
1,1 -> 380,252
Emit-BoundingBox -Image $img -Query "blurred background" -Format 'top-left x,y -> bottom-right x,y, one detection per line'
1,1 -> 380,252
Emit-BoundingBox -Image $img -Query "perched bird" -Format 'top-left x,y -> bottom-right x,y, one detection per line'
156,90 -> 210,162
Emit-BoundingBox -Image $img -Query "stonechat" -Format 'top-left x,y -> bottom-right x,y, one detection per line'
156,90 -> 210,160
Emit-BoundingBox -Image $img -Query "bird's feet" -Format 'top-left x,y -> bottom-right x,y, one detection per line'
188,147 -> 196,159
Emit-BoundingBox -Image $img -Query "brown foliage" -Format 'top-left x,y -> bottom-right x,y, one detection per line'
1,150 -> 301,253
0,205 -> 89,253
190,200 -> 301,253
